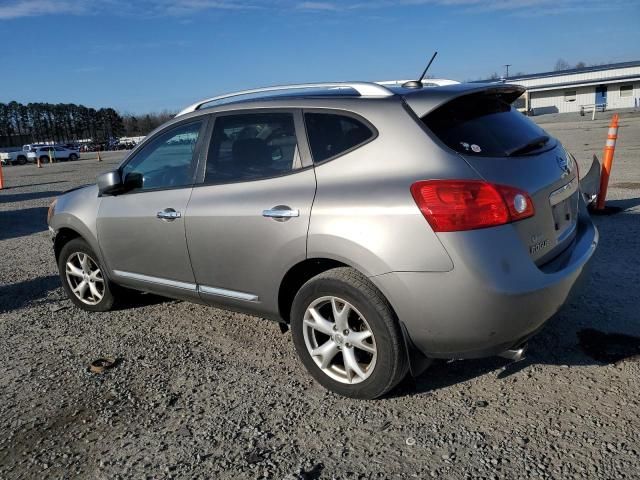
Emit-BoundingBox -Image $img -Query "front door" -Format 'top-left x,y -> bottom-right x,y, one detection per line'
596,85 -> 607,107
97,119 -> 207,298
185,110 -> 316,317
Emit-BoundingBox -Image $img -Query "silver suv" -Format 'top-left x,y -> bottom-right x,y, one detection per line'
48,81 -> 598,399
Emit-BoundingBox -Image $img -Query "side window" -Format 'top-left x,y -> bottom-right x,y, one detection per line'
304,113 -> 374,163
205,112 -> 299,184
121,121 -> 202,191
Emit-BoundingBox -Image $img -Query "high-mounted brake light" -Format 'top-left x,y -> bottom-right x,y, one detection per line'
410,180 -> 534,232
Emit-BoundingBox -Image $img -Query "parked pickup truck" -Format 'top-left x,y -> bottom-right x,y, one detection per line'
0,147 -> 29,165
27,145 -> 79,163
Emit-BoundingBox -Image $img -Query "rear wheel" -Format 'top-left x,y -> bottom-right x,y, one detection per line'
58,238 -> 117,312
39,155 -> 49,164
291,267 -> 407,399
69,153 -> 78,161
17,155 -> 27,165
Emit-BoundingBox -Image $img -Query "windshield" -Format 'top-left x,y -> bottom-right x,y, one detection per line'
422,92 -> 554,157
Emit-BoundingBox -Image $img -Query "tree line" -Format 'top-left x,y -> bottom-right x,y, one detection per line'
554,59 -> 587,71
0,101 -> 176,148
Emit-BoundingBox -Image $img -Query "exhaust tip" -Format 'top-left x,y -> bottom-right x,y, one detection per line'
498,343 -> 527,362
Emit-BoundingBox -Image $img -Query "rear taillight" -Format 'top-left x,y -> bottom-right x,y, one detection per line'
410,180 -> 534,232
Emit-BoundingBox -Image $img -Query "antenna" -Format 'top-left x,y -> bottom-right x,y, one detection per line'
403,51 -> 438,89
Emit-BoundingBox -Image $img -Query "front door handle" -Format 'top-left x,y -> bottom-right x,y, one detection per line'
262,206 -> 300,220
157,208 -> 181,221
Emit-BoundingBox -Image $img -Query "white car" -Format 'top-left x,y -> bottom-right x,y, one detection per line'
27,145 -> 79,163
0,147 -> 29,165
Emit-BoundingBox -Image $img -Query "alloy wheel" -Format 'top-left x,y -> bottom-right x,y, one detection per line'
65,252 -> 105,305
303,296 -> 377,384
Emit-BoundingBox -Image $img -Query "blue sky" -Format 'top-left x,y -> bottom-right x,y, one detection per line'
2,0 -> 639,113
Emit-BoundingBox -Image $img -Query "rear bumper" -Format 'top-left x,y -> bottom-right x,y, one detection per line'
372,211 -> 598,359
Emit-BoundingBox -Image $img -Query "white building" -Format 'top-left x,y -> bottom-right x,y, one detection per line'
505,61 -> 640,115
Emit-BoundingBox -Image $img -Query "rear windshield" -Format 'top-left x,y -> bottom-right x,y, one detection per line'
422,93 -> 553,157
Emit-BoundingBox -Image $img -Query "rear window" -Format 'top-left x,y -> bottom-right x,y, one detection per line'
422,93 -> 551,157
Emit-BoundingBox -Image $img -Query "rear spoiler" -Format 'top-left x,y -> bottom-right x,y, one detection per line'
402,83 -> 526,118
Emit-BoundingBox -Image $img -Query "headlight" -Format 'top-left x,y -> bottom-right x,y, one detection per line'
47,198 -> 57,225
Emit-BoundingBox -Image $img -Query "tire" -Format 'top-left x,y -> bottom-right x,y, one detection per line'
69,153 -> 78,161
58,238 -> 117,312
291,267 -> 408,399
40,155 -> 49,164
17,156 -> 27,165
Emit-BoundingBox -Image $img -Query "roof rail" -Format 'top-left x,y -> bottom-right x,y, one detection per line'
376,78 -> 460,87
175,82 -> 395,117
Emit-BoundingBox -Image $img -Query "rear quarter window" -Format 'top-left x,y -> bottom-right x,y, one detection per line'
422,93 -> 551,157
304,113 -> 374,163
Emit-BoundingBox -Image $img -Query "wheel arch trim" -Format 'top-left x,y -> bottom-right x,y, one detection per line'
51,215 -> 109,277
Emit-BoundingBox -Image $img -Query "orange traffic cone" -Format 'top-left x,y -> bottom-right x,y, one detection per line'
595,114 -> 619,211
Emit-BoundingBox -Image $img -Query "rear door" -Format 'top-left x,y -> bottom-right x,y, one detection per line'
422,91 -> 579,264
185,110 -> 316,316
55,146 -> 68,159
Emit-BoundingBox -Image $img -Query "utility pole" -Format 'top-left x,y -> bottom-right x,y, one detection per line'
504,64 -> 511,79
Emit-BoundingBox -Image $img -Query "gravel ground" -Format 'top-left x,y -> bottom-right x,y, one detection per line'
1,113 -> 639,480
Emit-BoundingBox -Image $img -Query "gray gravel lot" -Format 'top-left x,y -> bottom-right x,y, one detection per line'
1,113 -> 639,479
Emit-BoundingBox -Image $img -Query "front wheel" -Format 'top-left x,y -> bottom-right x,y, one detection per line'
69,153 -> 78,161
58,238 -> 117,312
291,267 -> 408,399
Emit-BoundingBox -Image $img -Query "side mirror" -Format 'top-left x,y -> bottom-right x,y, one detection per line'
123,172 -> 143,191
97,170 -> 122,196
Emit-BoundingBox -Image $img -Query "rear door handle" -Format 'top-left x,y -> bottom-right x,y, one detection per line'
262,207 -> 300,219
157,208 -> 182,221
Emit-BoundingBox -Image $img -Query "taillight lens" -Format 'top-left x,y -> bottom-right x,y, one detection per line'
410,180 -> 534,232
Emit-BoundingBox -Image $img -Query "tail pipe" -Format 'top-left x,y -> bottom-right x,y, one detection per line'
498,343 -> 527,362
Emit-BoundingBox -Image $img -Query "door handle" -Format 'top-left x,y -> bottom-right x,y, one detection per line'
262,207 -> 300,219
157,209 -> 182,221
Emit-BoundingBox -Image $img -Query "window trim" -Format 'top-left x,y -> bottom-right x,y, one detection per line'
117,118 -> 209,195
194,108 -> 313,187
302,108 -> 379,166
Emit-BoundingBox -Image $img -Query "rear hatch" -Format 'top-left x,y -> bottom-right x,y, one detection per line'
421,89 -> 579,265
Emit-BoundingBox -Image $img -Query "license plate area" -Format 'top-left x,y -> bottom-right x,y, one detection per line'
552,197 -> 577,240
549,178 -> 579,242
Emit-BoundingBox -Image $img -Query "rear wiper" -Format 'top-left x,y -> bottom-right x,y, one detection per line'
505,135 -> 550,157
